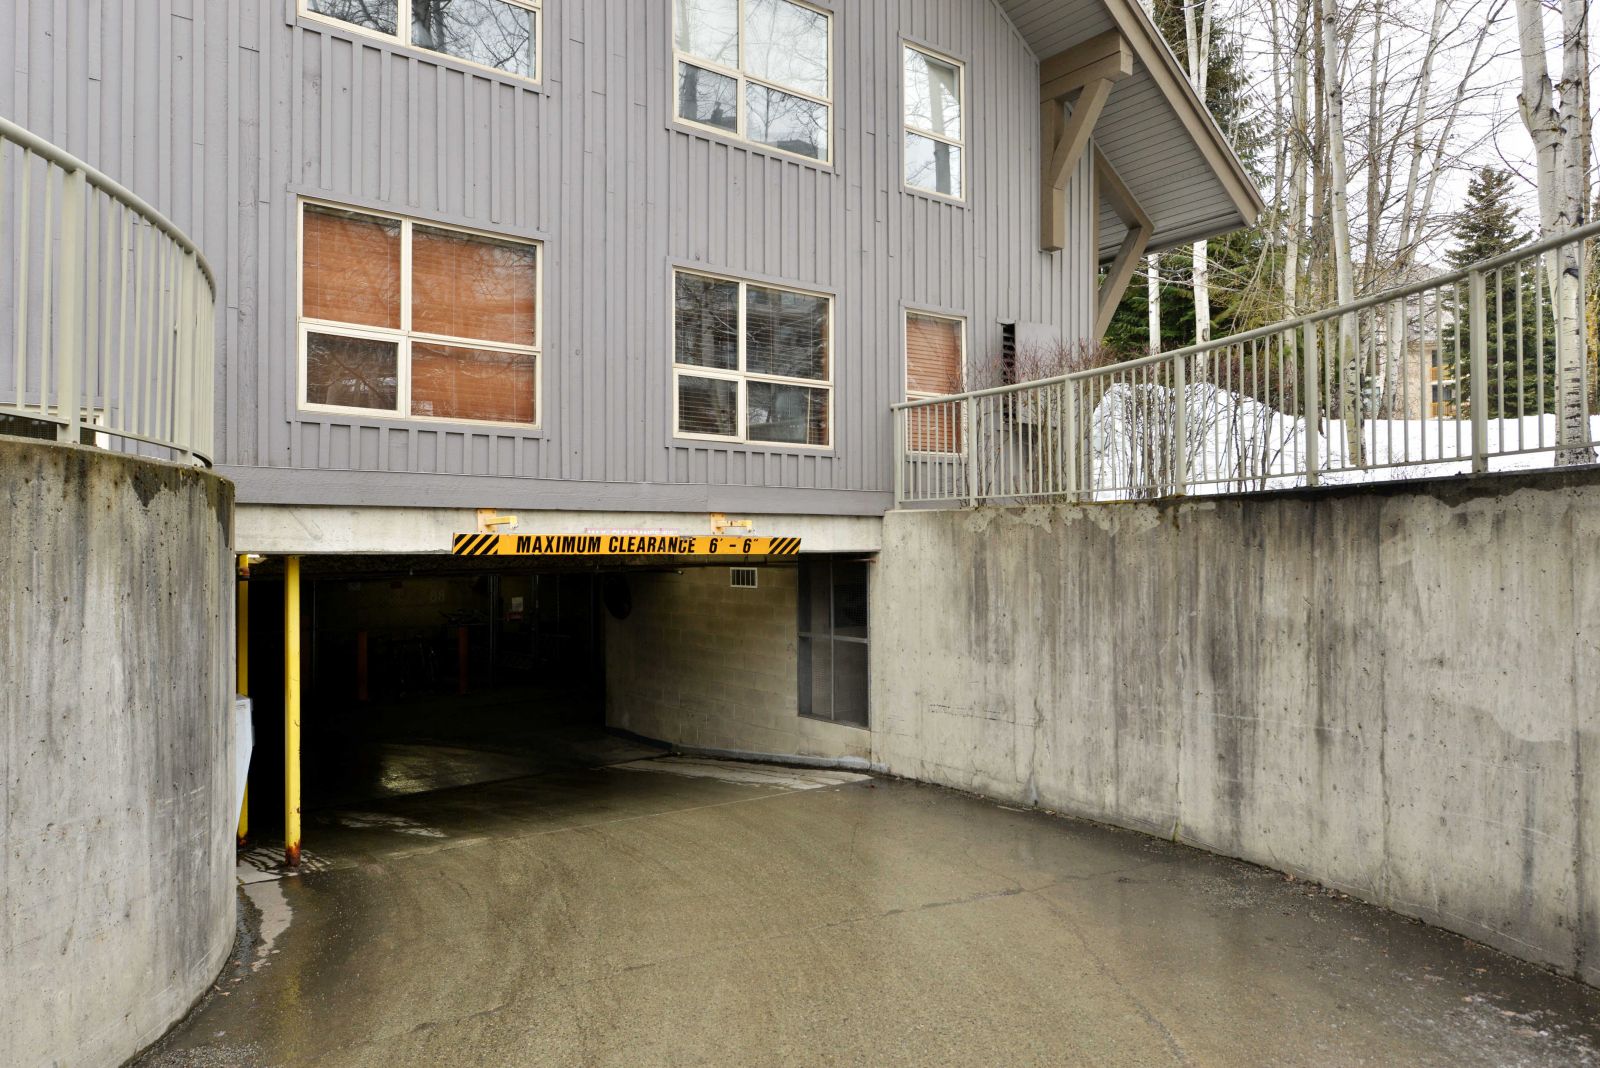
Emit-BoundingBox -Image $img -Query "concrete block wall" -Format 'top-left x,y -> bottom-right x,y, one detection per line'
1,439 -> 236,1068
605,565 -> 869,761
872,470 -> 1600,986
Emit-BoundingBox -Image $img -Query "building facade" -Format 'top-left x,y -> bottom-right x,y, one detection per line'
3,0 -> 1256,761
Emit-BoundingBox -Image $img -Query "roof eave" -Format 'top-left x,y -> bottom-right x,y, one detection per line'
1100,0 -> 1266,233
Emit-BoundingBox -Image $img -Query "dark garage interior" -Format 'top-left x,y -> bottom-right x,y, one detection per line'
238,556 -> 622,837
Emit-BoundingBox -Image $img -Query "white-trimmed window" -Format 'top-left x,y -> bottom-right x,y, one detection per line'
672,0 -> 832,163
903,44 -> 964,199
298,200 -> 541,427
673,269 -> 832,447
301,0 -> 541,82
905,311 -> 964,452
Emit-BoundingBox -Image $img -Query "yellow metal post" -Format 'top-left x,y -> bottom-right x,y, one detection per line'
285,556 -> 302,867
236,559 -> 250,845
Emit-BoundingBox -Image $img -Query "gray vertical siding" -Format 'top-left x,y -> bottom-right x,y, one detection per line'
2,0 -> 1097,515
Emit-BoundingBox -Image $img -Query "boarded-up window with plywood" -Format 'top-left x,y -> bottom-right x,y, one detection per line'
300,201 -> 540,426
905,311 -> 964,453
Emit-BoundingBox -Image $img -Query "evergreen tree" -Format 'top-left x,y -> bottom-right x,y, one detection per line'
1443,167 -> 1552,418
1100,0 -> 1268,360
1447,168 -> 1526,267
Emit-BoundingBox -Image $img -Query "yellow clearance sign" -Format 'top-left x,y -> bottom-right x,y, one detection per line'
452,533 -> 802,557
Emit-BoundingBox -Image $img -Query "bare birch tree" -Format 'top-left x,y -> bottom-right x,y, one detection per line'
1321,0 -> 1364,463
1514,0 -> 1594,464
1184,0 -> 1215,345
1147,256 -> 1162,353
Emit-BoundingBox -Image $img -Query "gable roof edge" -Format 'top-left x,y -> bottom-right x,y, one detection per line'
1099,0 -> 1266,229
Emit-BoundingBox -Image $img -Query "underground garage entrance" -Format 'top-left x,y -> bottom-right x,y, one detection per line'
235,548 -> 873,863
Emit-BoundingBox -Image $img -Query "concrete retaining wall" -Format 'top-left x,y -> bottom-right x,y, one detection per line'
872,471 -> 1600,985
1,438 -> 236,1067
606,566 -> 870,761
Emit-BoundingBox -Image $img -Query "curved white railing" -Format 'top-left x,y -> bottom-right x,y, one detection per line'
895,219 -> 1600,506
0,115 -> 215,465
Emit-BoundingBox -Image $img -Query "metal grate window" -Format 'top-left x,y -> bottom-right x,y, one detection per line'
730,567 -> 759,589
797,556 -> 869,728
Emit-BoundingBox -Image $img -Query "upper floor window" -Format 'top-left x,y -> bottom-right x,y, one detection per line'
302,0 -> 540,82
673,269 -> 831,447
299,201 -> 541,427
903,44 -> 964,199
905,311 -> 964,452
673,0 -> 832,163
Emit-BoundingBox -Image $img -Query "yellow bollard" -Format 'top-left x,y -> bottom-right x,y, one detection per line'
285,556 -> 302,868
236,560 -> 250,845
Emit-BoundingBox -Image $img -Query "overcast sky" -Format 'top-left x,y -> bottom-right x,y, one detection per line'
1218,0 -> 1595,255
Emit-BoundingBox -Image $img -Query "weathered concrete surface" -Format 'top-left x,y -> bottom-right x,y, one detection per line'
872,468 -> 1600,987
1,438 -> 235,1068
136,750 -> 1600,1066
606,566 -> 869,761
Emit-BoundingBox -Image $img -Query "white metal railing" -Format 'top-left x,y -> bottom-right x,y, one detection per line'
895,219 -> 1600,507
0,115 -> 215,465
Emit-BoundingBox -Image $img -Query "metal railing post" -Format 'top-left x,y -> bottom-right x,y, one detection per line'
1064,378 -> 1080,501
1171,352 -> 1188,495
175,251 -> 197,462
893,406 -> 906,507
55,165 -> 86,445
1469,266 -> 1489,473
1302,320 -> 1320,487
965,397 -> 978,507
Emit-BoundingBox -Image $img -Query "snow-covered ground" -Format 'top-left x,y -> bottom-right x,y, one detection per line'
1085,382 -> 1600,498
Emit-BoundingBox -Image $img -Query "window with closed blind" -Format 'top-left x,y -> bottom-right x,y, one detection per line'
673,268 -> 832,447
298,200 -> 541,427
905,311 -> 964,452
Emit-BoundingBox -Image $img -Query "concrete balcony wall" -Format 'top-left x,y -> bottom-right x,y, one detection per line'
1,437 -> 235,1068
872,470 -> 1600,986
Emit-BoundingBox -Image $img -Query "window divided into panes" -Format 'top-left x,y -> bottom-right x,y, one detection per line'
673,269 -> 831,447
302,0 -> 540,82
903,44 -> 964,199
673,0 -> 832,162
299,201 -> 541,427
798,556 -> 869,728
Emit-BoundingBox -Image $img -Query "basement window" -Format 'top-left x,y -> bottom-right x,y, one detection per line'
798,556 -> 869,728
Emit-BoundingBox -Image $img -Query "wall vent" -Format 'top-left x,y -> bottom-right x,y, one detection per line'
729,567 -> 759,589
999,321 -> 1017,385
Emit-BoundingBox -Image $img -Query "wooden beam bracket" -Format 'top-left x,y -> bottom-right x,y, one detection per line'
1093,148 -> 1151,339
1038,32 -> 1132,253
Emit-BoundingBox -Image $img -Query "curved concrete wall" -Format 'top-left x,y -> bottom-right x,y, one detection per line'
1,438 -> 235,1068
873,470 -> 1600,986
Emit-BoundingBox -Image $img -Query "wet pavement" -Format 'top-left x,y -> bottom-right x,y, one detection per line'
138,748 -> 1600,1067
